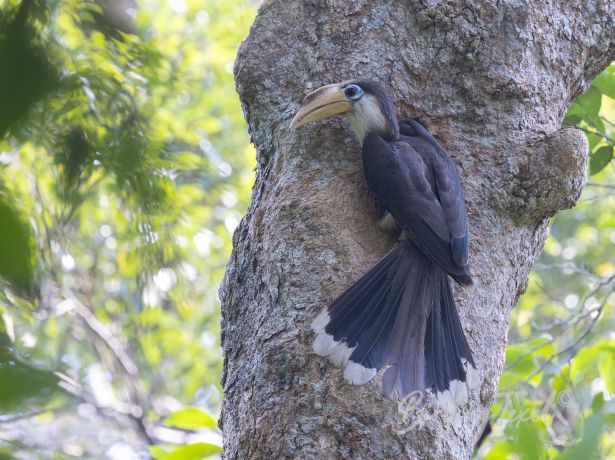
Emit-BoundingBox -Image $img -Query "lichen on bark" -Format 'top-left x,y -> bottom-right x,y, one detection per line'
221,1 -> 615,458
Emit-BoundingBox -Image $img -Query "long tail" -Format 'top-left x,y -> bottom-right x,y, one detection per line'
312,241 -> 474,399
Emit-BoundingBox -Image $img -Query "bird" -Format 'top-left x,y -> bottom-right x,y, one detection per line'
290,79 -> 475,400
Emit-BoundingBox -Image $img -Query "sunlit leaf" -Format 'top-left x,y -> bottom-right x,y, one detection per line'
482,440 -> 514,460
163,443 -> 222,460
516,421 -> 544,460
164,408 -> 217,430
592,65 -> 615,100
598,351 -> 615,394
174,152 -> 204,170
499,337 -> 554,389
570,346 -> 601,382
149,445 -> 169,459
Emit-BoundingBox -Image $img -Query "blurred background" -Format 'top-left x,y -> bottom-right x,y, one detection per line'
0,1 -> 612,459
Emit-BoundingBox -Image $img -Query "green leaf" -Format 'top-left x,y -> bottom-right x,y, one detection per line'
163,443 -> 222,460
483,440 -> 515,459
0,2 -> 60,138
585,132 -> 602,151
563,113 -> 582,126
516,421 -> 544,460
592,65 -> 615,99
557,414 -> 604,460
576,86 -> 602,118
598,351 -> 615,394
589,146 -> 613,175
164,408 -> 217,430
81,2 -> 105,15
500,337 -> 554,388
0,333 -> 59,411
570,347 -> 601,381
591,392 -> 604,414
0,198 -> 35,294
149,446 -> 169,459
174,152 -> 204,171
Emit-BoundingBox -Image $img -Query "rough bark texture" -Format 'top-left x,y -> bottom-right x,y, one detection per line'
221,1 -> 615,458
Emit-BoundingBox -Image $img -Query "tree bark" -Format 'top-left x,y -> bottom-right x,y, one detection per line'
221,1 -> 615,458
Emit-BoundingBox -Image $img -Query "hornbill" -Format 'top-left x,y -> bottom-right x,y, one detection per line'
290,80 -> 475,400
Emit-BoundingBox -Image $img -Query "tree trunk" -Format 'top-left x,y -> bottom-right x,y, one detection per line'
221,1 -> 615,458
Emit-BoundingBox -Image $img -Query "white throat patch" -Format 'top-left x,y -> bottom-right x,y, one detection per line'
347,94 -> 389,144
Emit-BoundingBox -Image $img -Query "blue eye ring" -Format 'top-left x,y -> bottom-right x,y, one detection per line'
344,84 -> 364,101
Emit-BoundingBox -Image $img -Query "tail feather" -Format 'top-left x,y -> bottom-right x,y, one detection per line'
328,283 -> 388,349
381,261 -> 432,397
425,270 -> 467,392
326,249 -> 397,338
312,241 -> 475,400
425,286 -> 446,392
443,277 -> 475,368
442,281 -> 469,377
349,255 -> 412,369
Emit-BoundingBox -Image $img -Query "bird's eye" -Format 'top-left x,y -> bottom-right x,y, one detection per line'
344,84 -> 364,101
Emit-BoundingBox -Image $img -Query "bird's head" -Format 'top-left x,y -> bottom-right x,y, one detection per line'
290,80 -> 399,143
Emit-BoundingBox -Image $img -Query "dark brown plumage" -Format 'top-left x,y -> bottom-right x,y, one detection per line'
291,80 -> 474,400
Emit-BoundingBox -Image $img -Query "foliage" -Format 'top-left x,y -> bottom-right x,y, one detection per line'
565,65 -> 615,175
480,68 -> 615,458
0,0 -> 255,458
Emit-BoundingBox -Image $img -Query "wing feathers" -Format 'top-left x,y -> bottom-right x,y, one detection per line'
362,131 -> 471,281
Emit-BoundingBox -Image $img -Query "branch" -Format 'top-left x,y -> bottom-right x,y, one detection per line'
61,292 -> 154,444
579,127 -> 615,144
506,270 -> 615,377
587,181 -> 615,190
54,372 -> 154,444
523,282 -> 615,384
531,272 -> 615,332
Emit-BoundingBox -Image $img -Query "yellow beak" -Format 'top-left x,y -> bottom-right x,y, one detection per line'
290,84 -> 353,129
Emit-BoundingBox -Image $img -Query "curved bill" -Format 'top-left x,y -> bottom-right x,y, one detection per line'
290,83 -> 353,129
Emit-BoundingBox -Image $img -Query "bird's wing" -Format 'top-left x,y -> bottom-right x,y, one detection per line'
362,132 -> 468,276
433,153 -> 469,267
400,119 -> 469,267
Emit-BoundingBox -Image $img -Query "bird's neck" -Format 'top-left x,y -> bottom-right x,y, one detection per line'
346,97 -> 399,145
348,114 -> 399,145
